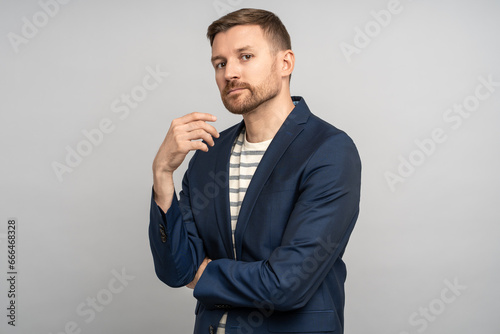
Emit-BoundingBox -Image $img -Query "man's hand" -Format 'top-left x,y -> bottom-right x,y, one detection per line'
186,257 -> 212,289
152,112 -> 219,212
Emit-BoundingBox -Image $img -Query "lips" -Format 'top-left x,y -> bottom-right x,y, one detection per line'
228,88 -> 245,95
224,83 -> 249,95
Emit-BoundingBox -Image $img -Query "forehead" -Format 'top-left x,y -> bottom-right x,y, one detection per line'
211,25 -> 270,56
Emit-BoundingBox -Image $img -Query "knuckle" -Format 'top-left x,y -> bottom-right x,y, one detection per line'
189,112 -> 201,119
172,133 -> 181,141
189,121 -> 201,131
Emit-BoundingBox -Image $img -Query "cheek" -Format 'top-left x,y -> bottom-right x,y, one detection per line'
215,73 -> 225,91
249,62 -> 273,84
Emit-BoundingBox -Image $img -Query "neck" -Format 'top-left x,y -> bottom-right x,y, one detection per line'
242,91 -> 295,143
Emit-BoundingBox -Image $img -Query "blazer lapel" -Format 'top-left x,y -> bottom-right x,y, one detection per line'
213,121 -> 245,259
233,98 -> 311,259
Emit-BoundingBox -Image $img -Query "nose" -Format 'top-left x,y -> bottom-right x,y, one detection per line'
224,59 -> 241,81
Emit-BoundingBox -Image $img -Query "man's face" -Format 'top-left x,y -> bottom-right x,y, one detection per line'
211,25 -> 282,115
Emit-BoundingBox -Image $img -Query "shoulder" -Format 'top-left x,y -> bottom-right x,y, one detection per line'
291,96 -> 356,147
305,115 -> 360,176
308,114 -> 357,152
295,103 -> 358,160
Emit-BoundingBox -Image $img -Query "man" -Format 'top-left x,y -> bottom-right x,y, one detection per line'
149,8 -> 361,334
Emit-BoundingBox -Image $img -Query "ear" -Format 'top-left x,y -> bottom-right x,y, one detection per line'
279,49 -> 295,79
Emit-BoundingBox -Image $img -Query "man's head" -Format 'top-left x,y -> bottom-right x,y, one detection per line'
207,8 -> 291,53
207,9 -> 294,115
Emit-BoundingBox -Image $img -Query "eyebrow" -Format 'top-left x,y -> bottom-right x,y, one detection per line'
211,45 -> 255,64
211,55 -> 225,64
235,45 -> 254,53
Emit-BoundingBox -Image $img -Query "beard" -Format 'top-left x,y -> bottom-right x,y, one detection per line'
221,63 -> 281,115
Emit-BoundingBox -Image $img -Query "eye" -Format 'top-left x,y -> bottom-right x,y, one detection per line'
242,54 -> 252,61
216,62 -> 226,69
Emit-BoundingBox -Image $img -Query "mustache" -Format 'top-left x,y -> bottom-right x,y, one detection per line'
223,81 -> 251,94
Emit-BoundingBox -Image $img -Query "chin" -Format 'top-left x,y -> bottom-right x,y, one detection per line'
225,105 -> 251,115
222,96 -> 247,115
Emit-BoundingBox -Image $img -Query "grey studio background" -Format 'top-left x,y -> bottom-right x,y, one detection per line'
1,0 -> 499,333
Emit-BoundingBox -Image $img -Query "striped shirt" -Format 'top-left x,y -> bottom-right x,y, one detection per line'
217,127 -> 272,333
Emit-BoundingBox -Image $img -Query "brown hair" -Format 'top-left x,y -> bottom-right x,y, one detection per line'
207,8 -> 292,53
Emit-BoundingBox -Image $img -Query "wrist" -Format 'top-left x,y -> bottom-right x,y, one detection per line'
153,172 -> 175,213
153,169 -> 173,183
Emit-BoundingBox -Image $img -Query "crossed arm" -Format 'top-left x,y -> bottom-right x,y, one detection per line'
150,124 -> 361,310
151,112 -> 218,288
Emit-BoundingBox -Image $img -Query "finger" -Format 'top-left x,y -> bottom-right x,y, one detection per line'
170,113 -> 217,135
182,129 -> 216,147
183,140 -> 209,153
182,123 -> 219,146
179,112 -> 217,124
185,120 -> 220,139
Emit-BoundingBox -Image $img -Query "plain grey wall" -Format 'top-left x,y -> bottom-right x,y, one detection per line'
1,0 -> 499,333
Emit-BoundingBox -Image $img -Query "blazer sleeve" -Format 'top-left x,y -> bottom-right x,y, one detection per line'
149,154 -> 206,288
193,133 -> 361,311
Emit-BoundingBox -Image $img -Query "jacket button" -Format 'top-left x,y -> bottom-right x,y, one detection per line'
209,325 -> 214,334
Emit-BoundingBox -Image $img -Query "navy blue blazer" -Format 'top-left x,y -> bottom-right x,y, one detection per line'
149,97 -> 361,334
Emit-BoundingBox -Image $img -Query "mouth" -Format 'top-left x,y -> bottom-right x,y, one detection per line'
226,87 -> 248,95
